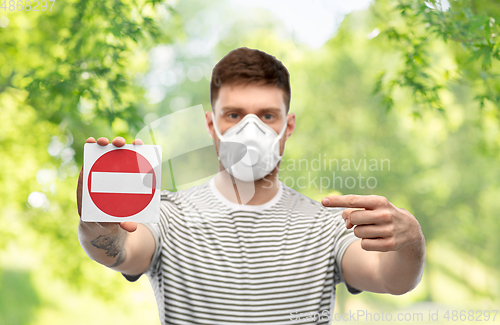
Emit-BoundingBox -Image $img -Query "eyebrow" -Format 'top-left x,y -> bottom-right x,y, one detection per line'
220,106 -> 283,114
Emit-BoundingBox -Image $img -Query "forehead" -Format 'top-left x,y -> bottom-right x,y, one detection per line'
215,83 -> 287,114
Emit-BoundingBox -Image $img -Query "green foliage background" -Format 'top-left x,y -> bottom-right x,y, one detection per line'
0,0 -> 499,324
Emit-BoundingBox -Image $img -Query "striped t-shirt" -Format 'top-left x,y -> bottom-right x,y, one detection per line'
123,177 -> 361,325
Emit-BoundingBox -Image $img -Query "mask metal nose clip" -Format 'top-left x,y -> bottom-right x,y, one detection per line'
237,120 -> 266,136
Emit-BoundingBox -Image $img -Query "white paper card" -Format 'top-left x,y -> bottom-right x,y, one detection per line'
81,143 -> 162,223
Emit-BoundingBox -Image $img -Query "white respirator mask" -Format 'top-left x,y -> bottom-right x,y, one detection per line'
213,113 -> 287,182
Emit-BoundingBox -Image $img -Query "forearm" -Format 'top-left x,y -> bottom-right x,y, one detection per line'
78,220 -> 128,268
378,235 -> 426,295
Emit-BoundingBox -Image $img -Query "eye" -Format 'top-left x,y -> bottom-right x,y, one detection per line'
262,113 -> 274,121
228,113 -> 239,119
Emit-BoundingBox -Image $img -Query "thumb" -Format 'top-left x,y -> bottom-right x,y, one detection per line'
77,137 -> 97,217
77,168 -> 84,217
120,222 -> 138,233
342,208 -> 364,229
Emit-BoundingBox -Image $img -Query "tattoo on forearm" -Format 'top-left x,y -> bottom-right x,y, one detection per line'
90,232 -> 127,267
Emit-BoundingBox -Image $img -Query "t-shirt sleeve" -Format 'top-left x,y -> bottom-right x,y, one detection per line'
331,208 -> 363,295
121,222 -> 162,282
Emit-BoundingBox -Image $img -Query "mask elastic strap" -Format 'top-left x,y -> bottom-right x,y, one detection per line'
272,118 -> 288,159
212,113 -> 225,142
211,114 -> 226,164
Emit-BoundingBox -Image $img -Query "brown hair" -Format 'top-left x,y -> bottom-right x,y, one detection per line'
210,47 -> 291,112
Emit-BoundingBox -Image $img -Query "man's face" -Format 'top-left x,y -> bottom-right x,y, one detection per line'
205,83 -> 296,158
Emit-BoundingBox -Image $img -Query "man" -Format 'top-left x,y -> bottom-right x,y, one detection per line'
77,47 -> 425,324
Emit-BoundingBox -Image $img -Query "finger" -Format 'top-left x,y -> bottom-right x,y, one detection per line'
348,209 -> 386,226
353,224 -> 393,239
78,139 -> 97,217
322,195 -> 387,210
112,137 -> 126,147
360,237 -> 396,252
342,208 -> 365,221
132,139 -> 144,145
77,169 -> 84,217
342,208 -> 355,221
120,221 -> 138,233
342,208 -> 357,229
96,137 -> 110,146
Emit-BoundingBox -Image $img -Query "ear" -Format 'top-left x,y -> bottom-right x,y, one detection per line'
205,110 -> 215,140
285,113 -> 296,140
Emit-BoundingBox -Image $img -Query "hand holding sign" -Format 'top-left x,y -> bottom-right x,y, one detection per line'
321,195 -> 423,252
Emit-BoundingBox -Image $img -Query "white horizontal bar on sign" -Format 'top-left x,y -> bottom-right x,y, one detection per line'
91,172 -> 153,194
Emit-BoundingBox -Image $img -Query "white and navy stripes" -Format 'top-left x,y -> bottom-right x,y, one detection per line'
125,178 -> 360,325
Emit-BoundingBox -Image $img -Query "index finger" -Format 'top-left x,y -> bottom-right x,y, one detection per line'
322,195 -> 386,210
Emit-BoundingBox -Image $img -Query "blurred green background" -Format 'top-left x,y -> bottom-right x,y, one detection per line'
1,0 -> 500,324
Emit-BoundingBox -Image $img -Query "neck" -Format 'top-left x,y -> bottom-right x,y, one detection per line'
214,163 -> 281,205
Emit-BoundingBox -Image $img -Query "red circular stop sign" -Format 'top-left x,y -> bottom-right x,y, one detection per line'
88,149 -> 156,217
